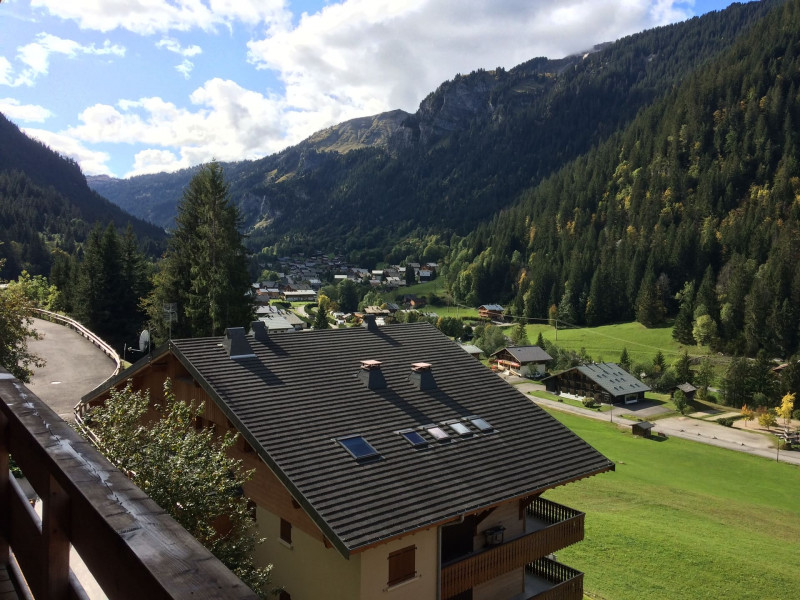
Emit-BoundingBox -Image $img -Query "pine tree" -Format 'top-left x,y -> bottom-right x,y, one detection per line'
146,163 -> 252,341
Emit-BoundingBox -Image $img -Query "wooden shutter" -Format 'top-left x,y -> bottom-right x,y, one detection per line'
387,545 -> 416,586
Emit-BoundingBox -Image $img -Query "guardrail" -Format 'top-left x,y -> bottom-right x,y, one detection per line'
1,368 -> 259,600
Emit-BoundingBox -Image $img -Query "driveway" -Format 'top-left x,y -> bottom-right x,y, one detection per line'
25,317 -> 116,421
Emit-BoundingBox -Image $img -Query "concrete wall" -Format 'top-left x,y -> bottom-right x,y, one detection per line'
359,527 -> 438,600
255,507 -> 361,600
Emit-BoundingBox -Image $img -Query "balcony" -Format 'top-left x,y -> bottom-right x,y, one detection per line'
1,368 -> 258,600
440,497 -> 584,599
514,557 -> 583,600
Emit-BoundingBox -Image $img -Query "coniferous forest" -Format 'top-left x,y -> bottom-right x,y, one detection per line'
444,0 -> 800,357
4,0 -> 800,360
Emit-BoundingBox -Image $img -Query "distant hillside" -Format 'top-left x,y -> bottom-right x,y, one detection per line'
446,0 -> 800,358
89,1 -> 775,264
0,114 -> 166,278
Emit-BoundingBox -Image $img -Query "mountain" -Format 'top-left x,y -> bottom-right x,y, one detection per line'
0,114 -> 166,278
445,0 -> 800,358
89,0 -> 776,264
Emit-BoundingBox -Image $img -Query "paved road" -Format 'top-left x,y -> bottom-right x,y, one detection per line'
511,380 -> 800,466
25,318 -> 116,421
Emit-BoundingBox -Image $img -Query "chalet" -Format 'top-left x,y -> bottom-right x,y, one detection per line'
82,321 -> 613,600
478,304 -> 505,321
542,363 -> 650,404
283,289 -> 317,302
403,294 -> 425,309
490,346 -> 553,377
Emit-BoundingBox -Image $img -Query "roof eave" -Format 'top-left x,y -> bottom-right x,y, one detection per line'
168,343 -> 354,559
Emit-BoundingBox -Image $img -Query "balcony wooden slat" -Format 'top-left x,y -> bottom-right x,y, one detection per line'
441,498 -> 585,599
0,370 -> 259,600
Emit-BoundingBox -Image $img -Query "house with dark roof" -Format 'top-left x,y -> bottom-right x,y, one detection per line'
490,346 -> 553,377
82,321 -> 613,600
542,362 -> 650,404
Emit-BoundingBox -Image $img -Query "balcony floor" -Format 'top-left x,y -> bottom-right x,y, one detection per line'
0,564 -> 22,600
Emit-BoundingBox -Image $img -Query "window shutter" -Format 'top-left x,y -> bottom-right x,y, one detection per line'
387,545 -> 416,586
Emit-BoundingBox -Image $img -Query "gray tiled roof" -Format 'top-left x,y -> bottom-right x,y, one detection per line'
492,346 -> 553,363
167,323 -> 612,555
573,362 -> 650,396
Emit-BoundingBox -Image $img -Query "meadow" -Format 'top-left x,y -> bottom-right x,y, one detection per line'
542,410 -> 800,600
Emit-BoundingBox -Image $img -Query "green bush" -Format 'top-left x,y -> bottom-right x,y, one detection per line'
582,397 -> 598,408
793,409 -> 800,421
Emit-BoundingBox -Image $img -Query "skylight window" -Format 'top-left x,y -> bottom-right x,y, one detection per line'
338,436 -> 381,460
400,430 -> 427,447
449,421 -> 471,436
426,426 -> 450,441
470,417 -> 494,432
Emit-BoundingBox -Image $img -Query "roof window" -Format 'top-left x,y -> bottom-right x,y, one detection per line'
400,430 -> 427,447
426,426 -> 450,441
337,435 -> 381,460
470,417 -> 494,432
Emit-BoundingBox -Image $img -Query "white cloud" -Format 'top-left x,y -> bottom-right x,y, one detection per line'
157,38 -> 203,57
22,127 -> 113,176
30,0 -> 291,35
0,98 -> 53,122
64,79 -> 286,176
157,38 -> 203,78
247,0 -> 694,135
3,33 -> 125,87
28,0 -> 697,178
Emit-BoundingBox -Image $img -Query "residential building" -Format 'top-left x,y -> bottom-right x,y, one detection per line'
478,305 -> 505,321
542,363 -> 650,404
82,321 -> 614,600
490,346 -> 553,377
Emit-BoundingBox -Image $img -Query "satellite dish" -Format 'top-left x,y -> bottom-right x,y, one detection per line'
139,330 -> 151,353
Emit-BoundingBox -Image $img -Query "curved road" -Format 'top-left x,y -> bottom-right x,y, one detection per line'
25,317 -> 116,421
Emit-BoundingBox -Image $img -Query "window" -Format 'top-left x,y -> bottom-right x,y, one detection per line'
400,430 -> 427,447
280,518 -> 292,544
337,435 -> 381,460
426,426 -> 449,441
388,545 -> 416,586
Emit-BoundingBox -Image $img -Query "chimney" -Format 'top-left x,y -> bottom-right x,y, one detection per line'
358,359 -> 386,389
223,327 -> 255,360
409,362 -> 436,391
362,314 -> 378,331
250,320 -> 269,343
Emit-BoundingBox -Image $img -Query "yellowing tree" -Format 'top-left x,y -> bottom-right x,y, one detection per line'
741,404 -> 755,428
777,392 -> 795,425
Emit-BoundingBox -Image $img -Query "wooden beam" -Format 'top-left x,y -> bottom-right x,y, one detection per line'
41,475 -> 70,600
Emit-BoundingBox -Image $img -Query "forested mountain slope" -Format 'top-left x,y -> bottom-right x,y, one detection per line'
90,1 -> 775,263
0,115 -> 166,279
444,0 -> 800,358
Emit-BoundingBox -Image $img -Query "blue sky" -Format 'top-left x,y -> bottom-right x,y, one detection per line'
1,0 -> 740,178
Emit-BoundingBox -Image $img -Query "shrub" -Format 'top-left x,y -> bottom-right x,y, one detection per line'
582,397 -> 598,408
716,416 -> 737,427
793,409 -> 800,421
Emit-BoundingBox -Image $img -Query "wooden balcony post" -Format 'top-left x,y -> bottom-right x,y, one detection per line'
41,474 -> 70,600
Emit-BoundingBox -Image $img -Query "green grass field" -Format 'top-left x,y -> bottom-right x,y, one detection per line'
525,321 -> 713,366
542,410 -> 800,600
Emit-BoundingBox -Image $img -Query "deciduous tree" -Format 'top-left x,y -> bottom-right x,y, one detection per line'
86,381 -> 271,595
0,258 -> 44,381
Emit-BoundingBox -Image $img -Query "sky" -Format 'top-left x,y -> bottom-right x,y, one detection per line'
1,0 -> 740,179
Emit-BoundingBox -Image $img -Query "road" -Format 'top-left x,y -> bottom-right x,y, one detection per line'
511,379 -> 800,466
25,317 -> 116,421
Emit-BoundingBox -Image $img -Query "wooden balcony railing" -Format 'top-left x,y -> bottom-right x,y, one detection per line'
440,499 -> 584,599
524,557 -> 583,600
0,368 -> 259,600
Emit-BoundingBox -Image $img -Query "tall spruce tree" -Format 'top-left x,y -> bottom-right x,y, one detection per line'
146,162 -> 252,341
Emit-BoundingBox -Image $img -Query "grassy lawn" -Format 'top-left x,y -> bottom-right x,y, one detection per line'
542,410 -> 800,600
525,321 -> 711,365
